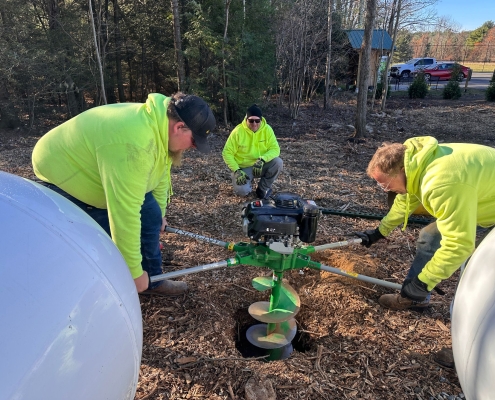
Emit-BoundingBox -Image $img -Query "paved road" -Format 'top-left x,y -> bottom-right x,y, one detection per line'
391,72 -> 492,91
466,72 -> 492,89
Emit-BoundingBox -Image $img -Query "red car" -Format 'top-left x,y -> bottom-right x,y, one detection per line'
415,62 -> 472,82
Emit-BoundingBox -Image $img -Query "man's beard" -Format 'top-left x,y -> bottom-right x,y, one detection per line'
169,149 -> 184,167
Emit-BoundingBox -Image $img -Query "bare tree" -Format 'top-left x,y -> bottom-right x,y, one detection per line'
275,0 -> 327,118
381,0 -> 401,110
222,0 -> 232,127
0,8 -> 21,128
0,78 -> 21,129
113,0 -> 125,103
354,0 -> 377,138
337,0 -> 365,29
171,0 -> 186,92
89,0 -> 107,104
324,0 -> 333,110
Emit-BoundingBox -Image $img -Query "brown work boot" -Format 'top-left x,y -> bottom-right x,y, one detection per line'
140,280 -> 188,296
433,347 -> 455,369
378,293 -> 430,311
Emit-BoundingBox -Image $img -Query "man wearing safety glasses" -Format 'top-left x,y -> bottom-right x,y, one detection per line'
222,104 -> 283,199
355,137 -> 495,368
356,136 -> 495,310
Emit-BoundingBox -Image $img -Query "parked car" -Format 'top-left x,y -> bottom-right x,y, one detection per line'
412,62 -> 472,82
390,57 -> 437,78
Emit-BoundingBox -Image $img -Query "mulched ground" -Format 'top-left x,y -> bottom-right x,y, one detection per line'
2,90 -> 494,400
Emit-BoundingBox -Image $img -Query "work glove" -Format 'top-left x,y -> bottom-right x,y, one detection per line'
354,228 -> 384,248
401,275 -> 429,302
234,169 -> 249,185
252,158 -> 265,178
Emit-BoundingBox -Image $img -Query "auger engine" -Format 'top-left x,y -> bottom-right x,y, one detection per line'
241,192 -> 320,245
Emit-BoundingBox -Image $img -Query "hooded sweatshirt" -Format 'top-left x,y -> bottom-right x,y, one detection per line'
32,93 -> 173,279
222,117 -> 280,171
378,136 -> 495,290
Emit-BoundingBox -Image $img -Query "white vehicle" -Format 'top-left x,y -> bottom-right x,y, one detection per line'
390,57 -> 437,78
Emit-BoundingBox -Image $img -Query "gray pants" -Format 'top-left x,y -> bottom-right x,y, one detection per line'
231,157 -> 283,196
407,221 -> 491,303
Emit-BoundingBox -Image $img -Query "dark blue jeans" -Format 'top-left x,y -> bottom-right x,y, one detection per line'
42,183 -> 163,288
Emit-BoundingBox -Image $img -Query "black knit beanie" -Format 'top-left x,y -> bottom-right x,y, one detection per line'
246,104 -> 262,118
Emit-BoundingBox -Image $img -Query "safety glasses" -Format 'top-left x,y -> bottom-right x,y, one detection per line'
377,177 -> 392,192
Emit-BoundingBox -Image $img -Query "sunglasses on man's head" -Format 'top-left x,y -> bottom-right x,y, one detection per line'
247,118 -> 261,124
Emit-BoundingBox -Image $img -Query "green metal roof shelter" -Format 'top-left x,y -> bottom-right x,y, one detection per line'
346,29 -> 393,51
345,29 -> 394,89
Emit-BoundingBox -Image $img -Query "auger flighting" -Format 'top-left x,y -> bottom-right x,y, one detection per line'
151,193 -> 401,360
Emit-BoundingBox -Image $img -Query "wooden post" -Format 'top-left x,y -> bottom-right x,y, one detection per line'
355,52 -> 361,93
464,69 -> 471,93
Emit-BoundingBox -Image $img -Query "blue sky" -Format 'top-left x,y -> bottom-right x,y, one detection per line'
434,0 -> 495,31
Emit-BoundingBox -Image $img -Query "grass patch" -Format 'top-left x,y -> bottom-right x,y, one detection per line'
464,62 -> 495,73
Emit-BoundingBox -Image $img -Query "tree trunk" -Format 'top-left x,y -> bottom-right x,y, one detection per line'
288,2 -> 308,119
89,0 -> 107,104
113,0 -> 125,102
324,0 -> 333,110
354,0 -> 377,138
381,0 -> 401,111
171,0 -> 186,92
63,77 -> 85,117
0,78 -> 21,129
0,9 -> 20,128
47,0 -> 59,30
387,0 -> 396,35
222,0 -> 231,127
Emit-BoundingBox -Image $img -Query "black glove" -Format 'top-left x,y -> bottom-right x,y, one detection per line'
354,228 -> 384,248
252,158 -> 265,178
234,169 -> 249,185
401,276 -> 429,302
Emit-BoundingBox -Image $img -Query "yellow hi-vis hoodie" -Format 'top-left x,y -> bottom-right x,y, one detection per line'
222,117 -> 280,171
32,93 -> 173,279
379,136 -> 495,290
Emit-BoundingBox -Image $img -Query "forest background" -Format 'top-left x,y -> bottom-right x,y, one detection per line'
0,0 -> 494,130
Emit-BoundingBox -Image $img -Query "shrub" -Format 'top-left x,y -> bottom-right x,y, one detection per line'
375,82 -> 391,99
450,63 -> 464,82
486,69 -> 495,101
408,73 -> 428,99
486,83 -> 495,101
443,80 -> 462,99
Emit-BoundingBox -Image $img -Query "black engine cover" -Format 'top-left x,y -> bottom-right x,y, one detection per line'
242,192 -> 319,242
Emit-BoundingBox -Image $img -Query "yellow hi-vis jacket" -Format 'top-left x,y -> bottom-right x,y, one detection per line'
32,93 -> 173,279
379,136 -> 495,290
222,117 -> 280,171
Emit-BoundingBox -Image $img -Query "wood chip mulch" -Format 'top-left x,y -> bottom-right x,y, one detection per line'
2,92 -> 494,400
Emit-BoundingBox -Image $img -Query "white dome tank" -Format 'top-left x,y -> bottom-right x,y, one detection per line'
0,171 -> 142,400
452,227 -> 495,400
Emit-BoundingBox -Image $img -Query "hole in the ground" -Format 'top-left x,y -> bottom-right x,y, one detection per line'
233,308 -> 266,358
232,307 -> 316,360
292,321 -> 315,353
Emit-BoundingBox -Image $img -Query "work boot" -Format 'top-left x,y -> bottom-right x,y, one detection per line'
140,280 -> 188,296
378,293 -> 430,311
256,187 -> 272,199
433,347 -> 455,369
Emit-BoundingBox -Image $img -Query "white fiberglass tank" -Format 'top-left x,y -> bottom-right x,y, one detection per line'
452,227 -> 495,400
0,171 -> 142,400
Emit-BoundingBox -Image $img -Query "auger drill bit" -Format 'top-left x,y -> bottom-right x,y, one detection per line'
246,272 -> 300,360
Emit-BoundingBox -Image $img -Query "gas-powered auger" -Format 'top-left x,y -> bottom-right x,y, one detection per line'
151,192 -> 401,360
